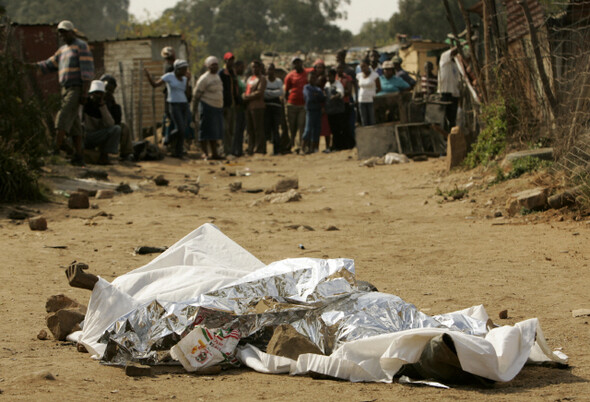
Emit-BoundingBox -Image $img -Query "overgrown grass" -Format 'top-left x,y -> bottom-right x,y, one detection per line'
465,98 -> 507,168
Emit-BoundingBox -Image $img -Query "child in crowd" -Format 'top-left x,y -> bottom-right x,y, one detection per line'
302,71 -> 325,154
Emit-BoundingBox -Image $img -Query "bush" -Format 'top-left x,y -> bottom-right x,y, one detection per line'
0,21 -> 54,202
465,98 -> 507,168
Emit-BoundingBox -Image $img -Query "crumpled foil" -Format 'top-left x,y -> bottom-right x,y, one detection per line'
98,258 -> 488,365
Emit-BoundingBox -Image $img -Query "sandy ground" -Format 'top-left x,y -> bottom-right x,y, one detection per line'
1,149 -> 589,401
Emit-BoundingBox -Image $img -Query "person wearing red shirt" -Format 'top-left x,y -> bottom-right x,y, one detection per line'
284,56 -> 313,153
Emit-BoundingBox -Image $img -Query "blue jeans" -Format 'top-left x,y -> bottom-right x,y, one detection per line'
359,102 -> 375,126
302,109 -> 322,143
169,102 -> 190,156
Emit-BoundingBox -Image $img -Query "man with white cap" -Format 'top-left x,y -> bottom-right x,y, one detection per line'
82,80 -> 121,165
33,20 -> 94,166
192,56 -> 224,160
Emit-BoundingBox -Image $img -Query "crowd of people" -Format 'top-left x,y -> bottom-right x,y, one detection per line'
31,20 -> 461,165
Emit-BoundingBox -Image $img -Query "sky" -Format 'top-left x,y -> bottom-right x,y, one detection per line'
128,0 -> 400,35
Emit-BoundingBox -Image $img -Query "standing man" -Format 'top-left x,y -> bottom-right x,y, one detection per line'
219,52 -> 238,156
284,56 -> 309,153
335,49 -> 357,150
438,47 -> 461,131
34,20 -> 94,165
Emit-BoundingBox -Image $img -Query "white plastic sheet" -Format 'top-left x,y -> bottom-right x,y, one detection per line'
76,223 -> 567,382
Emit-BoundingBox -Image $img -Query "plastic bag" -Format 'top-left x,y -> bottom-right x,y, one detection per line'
170,326 -> 240,372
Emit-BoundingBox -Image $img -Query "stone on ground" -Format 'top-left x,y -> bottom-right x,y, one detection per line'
267,178 -> 298,194
95,189 -> 115,199
266,324 -> 323,361
46,308 -> 85,341
505,187 -> 549,216
68,191 -> 89,209
28,216 -> 47,231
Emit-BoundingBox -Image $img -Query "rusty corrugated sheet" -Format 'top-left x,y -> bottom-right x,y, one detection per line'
504,0 -> 546,43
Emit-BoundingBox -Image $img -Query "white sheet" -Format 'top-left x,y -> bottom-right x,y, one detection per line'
78,223 -> 567,382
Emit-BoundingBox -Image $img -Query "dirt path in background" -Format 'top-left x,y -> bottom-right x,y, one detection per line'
1,150 -> 589,400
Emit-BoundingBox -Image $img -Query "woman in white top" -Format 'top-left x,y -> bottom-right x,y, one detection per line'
145,59 -> 191,158
356,59 -> 381,126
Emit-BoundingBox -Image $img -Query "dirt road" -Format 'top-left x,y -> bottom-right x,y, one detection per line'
1,150 -> 589,400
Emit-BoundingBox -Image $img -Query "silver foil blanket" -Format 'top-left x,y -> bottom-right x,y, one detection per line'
98,259 -> 488,365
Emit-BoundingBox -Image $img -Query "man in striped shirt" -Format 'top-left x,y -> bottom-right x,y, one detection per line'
35,20 -> 94,165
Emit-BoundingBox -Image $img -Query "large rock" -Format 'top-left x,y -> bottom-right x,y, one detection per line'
46,308 -> 85,341
28,216 -> 47,231
267,178 -> 298,194
68,191 -> 89,209
506,187 -> 548,216
505,147 -> 553,163
46,294 -> 86,314
266,324 -> 324,361
446,126 -> 467,170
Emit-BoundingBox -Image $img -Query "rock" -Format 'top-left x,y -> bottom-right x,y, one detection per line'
46,308 -> 85,341
494,211 -> 503,218
446,126 -> 467,170
8,209 -> 30,220
29,216 -> 47,231
505,147 -> 553,163
95,189 -> 115,199
77,343 -> 88,353
325,225 -> 339,231
37,329 -> 48,340
506,187 -> 549,215
125,363 -> 153,377
242,188 -> 264,194
412,155 -> 428,162
154,175 -> 169,186
68,192 -> 89,209
499,310 -> 508,319
357,280 -> 378,292
46,294 -> 86,314
266,324 -> 324,361
116,183 -> 133,194
135,246 -> 167,255
91,203 -> 99,209
572,309 -> 590,318
177,184 -> 200,195
548,186 -> 584,209
229,182 -> 242,192
267,178 -> 298,194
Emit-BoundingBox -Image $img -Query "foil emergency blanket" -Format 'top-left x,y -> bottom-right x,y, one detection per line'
98,257 -> 488,365
74,224 -> 567,382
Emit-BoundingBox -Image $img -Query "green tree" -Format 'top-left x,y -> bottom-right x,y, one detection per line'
389,0 -> 478,41
351,19 -> 392,47
117,11 -> 207,73
1,0 -> 129,40
162,0 -> 351,56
